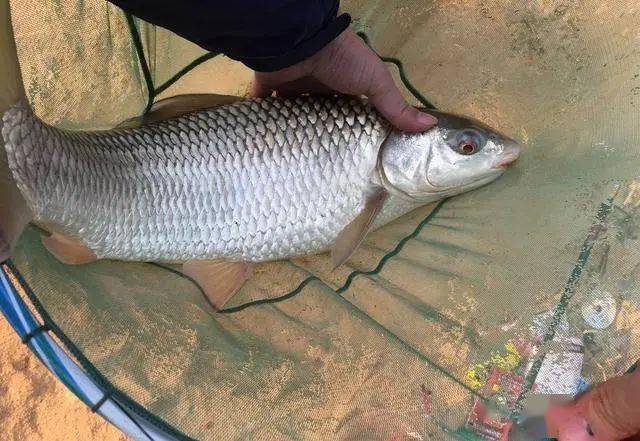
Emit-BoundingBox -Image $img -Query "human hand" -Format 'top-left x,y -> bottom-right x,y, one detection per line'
250,27 -> 437,132
546,369 -> 640,440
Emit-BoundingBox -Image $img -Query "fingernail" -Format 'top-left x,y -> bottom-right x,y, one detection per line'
417,112 -> 438,126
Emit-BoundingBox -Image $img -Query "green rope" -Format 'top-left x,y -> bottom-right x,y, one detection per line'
124,13 -> 155,115
216,198 -> 448,314
357,32 -> 436,110
124,11 -> 220,113
336,198 -> 445,293
154,52 -> 219,96
220,275 -> 321,314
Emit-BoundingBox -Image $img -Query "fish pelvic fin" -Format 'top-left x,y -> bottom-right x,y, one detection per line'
40,232 -> 97,265
331,186 -> 388,269
182,259 -> 254,311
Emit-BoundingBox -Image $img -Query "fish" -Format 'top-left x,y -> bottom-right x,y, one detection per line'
1,95 -> 520,308
0,10 -> 520,309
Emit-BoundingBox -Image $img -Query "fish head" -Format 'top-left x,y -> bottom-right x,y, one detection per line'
379,110 -> 521,201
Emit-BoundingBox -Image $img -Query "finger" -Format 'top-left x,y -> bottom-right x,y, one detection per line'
366,63 -> 437,132
273,77 -> 336,98
309,28 -> 437,132
249,78 -> 273,98
578,371 -> 640,440
546,403 -> 593,441
249,62 -> 313,98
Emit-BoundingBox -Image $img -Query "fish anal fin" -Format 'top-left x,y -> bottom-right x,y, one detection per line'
41,233 -> 97,265
182,259 -> 253,310
331,186 -> 389,269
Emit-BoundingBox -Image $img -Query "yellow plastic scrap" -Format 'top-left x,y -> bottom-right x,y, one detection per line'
465,368 -> 485,390
491,342 -> 521,371
463,342 -> 523,390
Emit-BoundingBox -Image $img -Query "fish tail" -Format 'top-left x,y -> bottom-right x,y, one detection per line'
0,0 -> 32,261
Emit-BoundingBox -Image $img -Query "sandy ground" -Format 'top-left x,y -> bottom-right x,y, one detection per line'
0,316 -> 127,441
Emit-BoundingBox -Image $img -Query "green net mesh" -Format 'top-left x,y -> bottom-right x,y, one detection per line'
5,0 -> 640,439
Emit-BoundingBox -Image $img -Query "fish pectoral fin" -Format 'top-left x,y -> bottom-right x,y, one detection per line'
115,93 -> 243,128
41,233 -> 97,265
331,186 -> 388,269
182,259 -> 254,310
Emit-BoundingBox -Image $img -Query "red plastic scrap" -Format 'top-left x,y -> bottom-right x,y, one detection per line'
466,399 -> 513,440
420,384 -> 432,417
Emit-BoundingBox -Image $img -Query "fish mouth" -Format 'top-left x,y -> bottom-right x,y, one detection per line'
492,140 -> 521,169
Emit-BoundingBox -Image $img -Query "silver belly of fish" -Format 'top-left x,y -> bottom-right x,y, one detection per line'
2,96 -> 401,262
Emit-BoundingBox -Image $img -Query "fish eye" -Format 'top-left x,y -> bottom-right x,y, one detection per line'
458,140 -> 478,155
459,140 -> 477,155
454,130 -> 486,155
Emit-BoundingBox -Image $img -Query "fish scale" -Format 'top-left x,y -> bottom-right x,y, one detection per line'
2,96 -> 392,262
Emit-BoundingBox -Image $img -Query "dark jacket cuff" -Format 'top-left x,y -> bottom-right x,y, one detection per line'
233,13 -> 351,72
108,0 -> 351,73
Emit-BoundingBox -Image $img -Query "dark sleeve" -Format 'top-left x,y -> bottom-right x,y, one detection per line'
108,0 -> 351,72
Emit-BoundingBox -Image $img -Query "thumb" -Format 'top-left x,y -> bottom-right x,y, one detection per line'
579,370 -> 640,440
366,62 -> 437,132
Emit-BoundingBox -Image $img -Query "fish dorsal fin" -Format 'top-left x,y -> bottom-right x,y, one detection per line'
331,186 -> 389,269
115,93 -> 244,128
115,115 -> 145,129
41,232 -> 97,265
146,93 -> 243,122
182,259 -> 254,310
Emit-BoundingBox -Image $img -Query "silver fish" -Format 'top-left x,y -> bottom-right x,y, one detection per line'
1,92 -> 519,306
